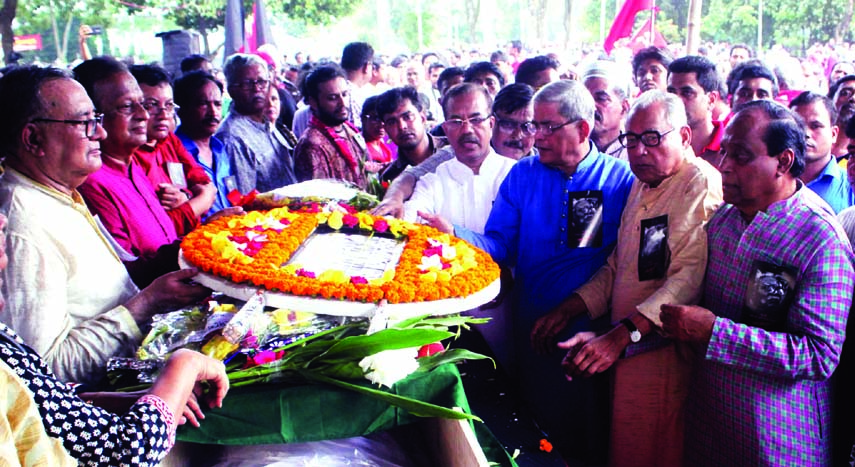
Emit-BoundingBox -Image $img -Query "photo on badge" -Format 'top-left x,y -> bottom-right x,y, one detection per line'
741,260 -> 796,332
638,215 -> 670,281
567,190 -> 603,248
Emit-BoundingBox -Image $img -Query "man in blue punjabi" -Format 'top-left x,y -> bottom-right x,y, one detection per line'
424,80 -> 634,464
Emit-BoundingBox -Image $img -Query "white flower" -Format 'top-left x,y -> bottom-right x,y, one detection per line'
359,348 -> 419,388
418,254 -> 443,272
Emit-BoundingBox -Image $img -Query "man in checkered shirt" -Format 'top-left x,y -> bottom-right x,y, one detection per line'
660,99 -> 854,466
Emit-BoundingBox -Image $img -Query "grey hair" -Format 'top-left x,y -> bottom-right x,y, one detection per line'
626,90 -> 688,130
580,60 -> 632,100
223,54 -> 268,87
534,80 -> 596,135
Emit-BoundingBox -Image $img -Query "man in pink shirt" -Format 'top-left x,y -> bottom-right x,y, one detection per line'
74,57 -> 181,287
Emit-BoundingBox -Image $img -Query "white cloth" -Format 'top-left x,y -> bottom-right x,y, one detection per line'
403,150 -> 516,234
0,169 -> 141,384
292,106 -> 312,139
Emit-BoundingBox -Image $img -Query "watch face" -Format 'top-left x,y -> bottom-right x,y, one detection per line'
630,330 -> 642,343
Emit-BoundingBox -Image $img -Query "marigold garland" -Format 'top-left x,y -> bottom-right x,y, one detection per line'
181,207 -> 500,303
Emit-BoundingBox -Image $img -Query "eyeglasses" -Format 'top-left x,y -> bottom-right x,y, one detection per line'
362,114 -> 384,124
618,128 -> 675,149
494,115 -> 536,135
111,100 -> 146,116
532,119 -> 578,136
383,111 -> 417,128
443,115 -> 490,130
233,78 -> 270,91
143,101 -> 179,115
31,113 -> 104,139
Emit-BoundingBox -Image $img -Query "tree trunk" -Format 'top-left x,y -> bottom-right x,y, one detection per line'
464,0 -> 480,43
0,0 -> 16,64
529,0 -> 548,46
564,0 -> 574,52
685,0 -> 702,54
836,0 -> 854,43
60,12 -> 74,65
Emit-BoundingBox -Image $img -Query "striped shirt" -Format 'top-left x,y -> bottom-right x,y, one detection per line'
685,184 -> 854,466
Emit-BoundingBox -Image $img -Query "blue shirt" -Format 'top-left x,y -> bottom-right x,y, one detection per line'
455,146 -> 635,457
176,127 -> 232,217
805,155 -> 855,214
456,146 -> 635,319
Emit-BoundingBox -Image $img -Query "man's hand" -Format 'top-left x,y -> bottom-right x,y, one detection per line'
530,294 -> 587,355
157,183 -> 189,210
558,328 -> 627,380
125,269 -> 211,323
417,211 -> 453,234
659,304 -> 716,344
372,197 -> 405,218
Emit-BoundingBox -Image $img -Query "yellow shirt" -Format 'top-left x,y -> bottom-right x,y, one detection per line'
576,151 -> 723,326
0,361 -> 75,466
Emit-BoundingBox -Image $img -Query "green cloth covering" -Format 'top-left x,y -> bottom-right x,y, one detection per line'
177,364 -> 517,466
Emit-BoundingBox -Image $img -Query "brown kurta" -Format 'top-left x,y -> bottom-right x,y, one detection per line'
293,124 -> 367,189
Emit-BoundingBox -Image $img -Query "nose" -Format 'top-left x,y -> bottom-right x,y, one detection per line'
133,102 -> 149,120
91,121 -> 108,141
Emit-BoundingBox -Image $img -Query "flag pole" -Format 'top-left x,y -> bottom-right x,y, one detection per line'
650,0 -> 656,44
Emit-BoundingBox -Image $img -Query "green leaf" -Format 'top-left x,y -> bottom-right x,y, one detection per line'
312,328 -> 453,363
314,361 -> 365,380
301,371 -> 482,422
416,349 -> 494,373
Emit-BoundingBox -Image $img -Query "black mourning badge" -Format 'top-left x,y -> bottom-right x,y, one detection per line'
741,260 -> 797,332
638,215 -> 670,281
567,190 -> 603,248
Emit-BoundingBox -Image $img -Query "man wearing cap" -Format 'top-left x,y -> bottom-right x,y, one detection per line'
582,60 -> 631,161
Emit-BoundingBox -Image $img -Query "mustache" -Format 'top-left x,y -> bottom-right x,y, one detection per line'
203,117 -> 221,126
503,139 -> 524,149
458,135 -> 480,145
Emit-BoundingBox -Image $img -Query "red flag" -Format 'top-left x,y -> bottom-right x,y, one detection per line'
627,16 -> 667,53
604,0 -> 657,53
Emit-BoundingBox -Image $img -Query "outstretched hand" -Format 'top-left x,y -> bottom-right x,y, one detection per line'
417,211 -> 453,234
558,329 -> 626,380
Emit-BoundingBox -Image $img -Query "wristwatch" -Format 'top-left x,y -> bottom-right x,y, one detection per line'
620,318 -> 642,343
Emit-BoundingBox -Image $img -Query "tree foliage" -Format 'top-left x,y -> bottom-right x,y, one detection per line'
13,0 -> 117,64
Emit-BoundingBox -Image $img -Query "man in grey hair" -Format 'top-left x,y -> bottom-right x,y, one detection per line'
533,90 -> 722,466
429,80 -> 636,464
581,60 -> 632,161
215,53 -> 296,194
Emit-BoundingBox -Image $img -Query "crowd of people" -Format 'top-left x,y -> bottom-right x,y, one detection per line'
0,33 -> 854,467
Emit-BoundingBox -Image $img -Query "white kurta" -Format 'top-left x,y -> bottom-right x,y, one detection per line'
0,168 -> 140,384
404,150 -> 516,234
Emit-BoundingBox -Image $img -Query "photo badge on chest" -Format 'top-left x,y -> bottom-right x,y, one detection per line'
638,215 -> 670,281
567,190 -> 603,248
741,260 -> 796,332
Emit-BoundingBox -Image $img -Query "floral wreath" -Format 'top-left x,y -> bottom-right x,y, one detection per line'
180,205 -> 500,304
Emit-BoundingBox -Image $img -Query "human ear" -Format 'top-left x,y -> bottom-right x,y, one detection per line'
21,124 -> 42,155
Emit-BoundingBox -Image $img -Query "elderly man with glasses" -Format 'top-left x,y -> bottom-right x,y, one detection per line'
404,82 -> 515,233
0,65 -> 210,384
73,56 -> 187,288
532,91 -> 722,467
216,53 -> 296,195
129,64 -> 218,231
425,80 -> 635,464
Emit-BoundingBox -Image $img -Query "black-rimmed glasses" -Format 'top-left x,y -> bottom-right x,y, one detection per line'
494,115 -> 537,135
31,113 -> 104,139
618,128 -> 675,149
